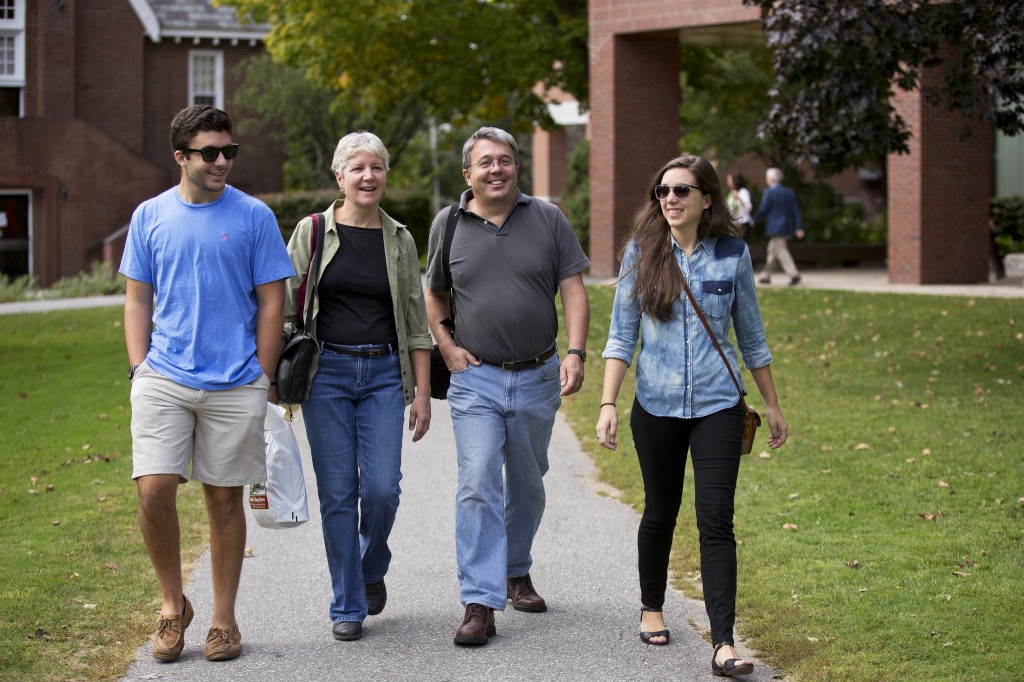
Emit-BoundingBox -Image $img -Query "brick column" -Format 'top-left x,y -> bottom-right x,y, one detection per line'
888,69 -> 993,284
589,33 -> 680,277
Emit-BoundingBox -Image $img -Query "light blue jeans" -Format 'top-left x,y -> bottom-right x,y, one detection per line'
302,344 -> 405,624
447,354 -> 562,610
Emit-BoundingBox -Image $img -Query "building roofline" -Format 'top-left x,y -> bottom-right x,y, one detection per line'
127,0 -> 267,44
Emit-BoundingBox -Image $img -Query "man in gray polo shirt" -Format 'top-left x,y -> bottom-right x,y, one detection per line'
425,127 -> 590,646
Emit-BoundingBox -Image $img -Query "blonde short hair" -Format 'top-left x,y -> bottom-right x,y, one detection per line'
331,131 -> 390,176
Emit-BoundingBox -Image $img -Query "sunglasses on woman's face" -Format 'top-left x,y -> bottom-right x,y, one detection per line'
654,183 -> 700,200
180,144 -> 240,163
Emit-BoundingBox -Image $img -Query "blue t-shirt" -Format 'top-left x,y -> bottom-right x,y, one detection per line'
120,185 -> 294,390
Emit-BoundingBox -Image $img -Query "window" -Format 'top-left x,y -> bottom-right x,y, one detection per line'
189,50 -> 223,108
0,0 -> 24,100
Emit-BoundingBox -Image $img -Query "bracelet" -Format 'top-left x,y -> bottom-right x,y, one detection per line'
601,402 -> 616,408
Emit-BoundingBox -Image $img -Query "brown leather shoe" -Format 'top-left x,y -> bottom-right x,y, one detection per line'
507,574 -> 547,613
204,624 -> 242,661
151,595 -> 194,662
453,603 -> 496,646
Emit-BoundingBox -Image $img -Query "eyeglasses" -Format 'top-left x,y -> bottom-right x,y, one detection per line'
468,156 -> 516,171
180,144 -> 239,163
654,183 -> 700,200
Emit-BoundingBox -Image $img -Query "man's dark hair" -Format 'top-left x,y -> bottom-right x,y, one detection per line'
169,105 -> 233,152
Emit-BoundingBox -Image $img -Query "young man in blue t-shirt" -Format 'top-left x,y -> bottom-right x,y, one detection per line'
120,105 -> 293,663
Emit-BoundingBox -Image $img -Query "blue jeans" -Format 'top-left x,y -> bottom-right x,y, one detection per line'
302,344 -> 405,624
447,354 -> 562,610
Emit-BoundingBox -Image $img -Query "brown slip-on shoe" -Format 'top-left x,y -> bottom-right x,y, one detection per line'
151,595 -> 194,662
453,603 -> 496,646
204,624 -> 242,661
507,574 -> 547,613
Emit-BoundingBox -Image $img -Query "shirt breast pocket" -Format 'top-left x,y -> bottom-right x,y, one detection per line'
699,280 -> 734,319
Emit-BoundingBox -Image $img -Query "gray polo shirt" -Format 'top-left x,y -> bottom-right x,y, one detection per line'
426,190 -> 589,363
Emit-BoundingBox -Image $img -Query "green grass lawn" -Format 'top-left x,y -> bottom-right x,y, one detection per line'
0,308 -> 208,681
1,287 -> 1021,681
560,285 -> 1023,682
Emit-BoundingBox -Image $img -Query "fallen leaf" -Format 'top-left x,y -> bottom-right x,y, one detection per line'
919,513 -> 937,521
82,444 -> 91,450
30,476 -> 38,485
819,469 -> 832,475
788,493 -> 800,499
783,523 -> 799,530
858,588 -> 868,593
96,496 -> 107,502
906,458 -> 917,464
807,636 -> 820,642
104,562 -> 119,571
51,520 -> 61,526
855,443 -> 870,450
845,560 -> 860,569
938,481 -> 950,488
69,573 -> 80,580
243,546 -> 255,558
45,484 -> 54,492
758,451 -> 771,459
27,628 -> 50,641
922,448 -> 932,455
83,603 -> 96,609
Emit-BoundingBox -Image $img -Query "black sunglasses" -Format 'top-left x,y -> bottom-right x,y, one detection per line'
180,144 -> 239,163
654,183 -> 700,200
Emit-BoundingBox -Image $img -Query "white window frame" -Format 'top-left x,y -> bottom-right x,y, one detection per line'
188,50 -> 224,109
0,0 -> 26,88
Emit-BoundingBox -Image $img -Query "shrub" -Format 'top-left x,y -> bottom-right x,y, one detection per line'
990,196 -> 1024,259
563,138 -> 590,254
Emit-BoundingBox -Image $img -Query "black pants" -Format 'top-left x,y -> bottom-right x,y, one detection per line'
631,397 -> 744,646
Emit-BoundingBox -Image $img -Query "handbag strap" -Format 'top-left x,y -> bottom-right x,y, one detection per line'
303,212 -> 326,331
440,204 -> 460,321
679,273 -> 744,400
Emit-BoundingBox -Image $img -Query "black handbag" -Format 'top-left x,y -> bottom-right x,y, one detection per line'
276,213 -> 326,405
429,205 -> 461,400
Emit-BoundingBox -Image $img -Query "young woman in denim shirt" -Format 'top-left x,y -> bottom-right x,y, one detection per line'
596,156 -> 789,678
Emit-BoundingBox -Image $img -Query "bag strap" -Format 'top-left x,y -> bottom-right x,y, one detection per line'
303,212 -> 326,332
441,204 -> 460,321
679,273 -> 744,400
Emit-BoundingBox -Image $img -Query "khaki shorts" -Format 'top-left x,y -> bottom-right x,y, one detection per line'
129,362 -> 269,486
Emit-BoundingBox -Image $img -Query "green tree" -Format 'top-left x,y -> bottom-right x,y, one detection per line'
678,44 -> 775,168
220,0 -> 588,147
743,0 -> 1024,175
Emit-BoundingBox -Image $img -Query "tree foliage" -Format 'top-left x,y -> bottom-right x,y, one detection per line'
744,0 -> 1024,175
678,44 -> 775,168
220,0 -> 587,151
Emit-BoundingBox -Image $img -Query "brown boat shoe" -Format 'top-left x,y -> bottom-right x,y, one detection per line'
151,595 -> 194,662
204,623 -> 242,661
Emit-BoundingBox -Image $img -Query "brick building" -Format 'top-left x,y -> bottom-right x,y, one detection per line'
586,0 -> 994,284
0,0 -> 281,286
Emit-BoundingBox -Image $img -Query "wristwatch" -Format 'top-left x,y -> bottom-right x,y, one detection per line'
567,348 -> 587,362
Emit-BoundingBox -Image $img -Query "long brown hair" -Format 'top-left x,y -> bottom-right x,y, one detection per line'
621,155 -> 741,322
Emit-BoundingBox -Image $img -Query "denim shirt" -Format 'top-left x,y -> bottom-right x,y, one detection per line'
602,235 -> 773,419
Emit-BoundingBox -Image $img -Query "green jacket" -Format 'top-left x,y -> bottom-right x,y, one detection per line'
283,200 -> 432,405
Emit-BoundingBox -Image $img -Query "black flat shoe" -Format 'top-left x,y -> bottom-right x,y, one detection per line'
712,642 -> 754,677
332,621 -> 363,641
639,606 -> 670,646
365,579 -> 387,616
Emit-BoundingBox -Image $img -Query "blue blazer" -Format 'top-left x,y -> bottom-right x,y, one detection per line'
753,183 -> 803,237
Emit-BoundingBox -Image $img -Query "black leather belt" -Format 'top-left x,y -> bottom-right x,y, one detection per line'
321,341 -> 396,358
481,345 -> 557,371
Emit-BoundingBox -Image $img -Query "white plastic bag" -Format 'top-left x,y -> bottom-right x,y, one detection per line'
248,403 -> 309,529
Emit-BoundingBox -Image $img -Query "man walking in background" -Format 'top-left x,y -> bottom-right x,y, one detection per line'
754,167 -> 804,286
